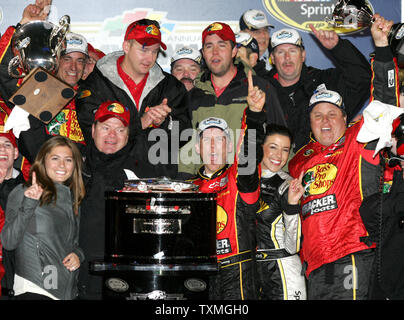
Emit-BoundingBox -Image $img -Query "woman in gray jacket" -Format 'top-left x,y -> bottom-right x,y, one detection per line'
1,136 -> 85,300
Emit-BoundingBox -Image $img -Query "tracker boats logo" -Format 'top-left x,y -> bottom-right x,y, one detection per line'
263,0 -> 374,34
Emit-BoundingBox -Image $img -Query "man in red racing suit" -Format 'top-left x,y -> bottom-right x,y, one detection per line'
288,14 -> 400,300
190,72 -> 266,299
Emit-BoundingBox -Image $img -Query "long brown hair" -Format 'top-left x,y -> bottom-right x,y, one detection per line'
27,136 -> 85,215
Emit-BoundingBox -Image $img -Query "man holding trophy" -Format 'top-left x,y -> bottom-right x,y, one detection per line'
0,0 -> 91,165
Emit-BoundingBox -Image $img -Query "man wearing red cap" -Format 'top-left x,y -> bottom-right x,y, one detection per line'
76,18 -> 191,179
0,107 -> 25,299
178,21 -> 285,177
78,100 -> 155,300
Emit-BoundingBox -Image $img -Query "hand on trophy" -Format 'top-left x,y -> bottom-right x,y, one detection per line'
20,0 -> 52,25
309,24 -> 339,50
371,13 -> 394,47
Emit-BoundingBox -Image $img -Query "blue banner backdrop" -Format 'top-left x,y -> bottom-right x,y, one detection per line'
0,0 -> 401,72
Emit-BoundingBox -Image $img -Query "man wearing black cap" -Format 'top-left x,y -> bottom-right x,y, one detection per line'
76,18 -> 191,179
264,25 -> 372,153
239,9 -> 275,72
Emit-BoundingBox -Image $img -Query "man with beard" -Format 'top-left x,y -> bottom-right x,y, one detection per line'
170,46 -> 202,91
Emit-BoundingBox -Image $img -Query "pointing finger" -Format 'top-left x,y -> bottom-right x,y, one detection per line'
32,171 -> 37,186
247,69 -> 254,93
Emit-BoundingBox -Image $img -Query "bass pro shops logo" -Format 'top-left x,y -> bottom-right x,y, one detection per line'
263,0 -> 374,34
302,163 -> 337,197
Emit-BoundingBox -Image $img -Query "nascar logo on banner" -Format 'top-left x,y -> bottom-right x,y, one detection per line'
263,0 -> 374,34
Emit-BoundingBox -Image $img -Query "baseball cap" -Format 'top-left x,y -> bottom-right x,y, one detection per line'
235,32 -> 260,55
63,32 -> 88,56
171,46 -> 202,66
202,22 -> 236,46
271,28 -> 304,51
239,9 -> 274,31
197,117 -> 230,137
87,43 -> 106,61
94,101 -> 130,127
0,111 -> 17,148
124,19 -> 167,50
309,87 -> 344,112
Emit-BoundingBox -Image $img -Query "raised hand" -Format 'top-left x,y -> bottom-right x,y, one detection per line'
24,172 -> 43,200
141,98 -> 172,129
371,13 -> 394,47
20,0 -> 52,25
309,24 -> 339,50
288,171 -> 304,205
246,70 -> 265,113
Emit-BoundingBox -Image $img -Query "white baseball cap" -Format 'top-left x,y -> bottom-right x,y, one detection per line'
271,28 -> 304,50
239,9 -> 274,30
198,117 -> 230,137
171,46 -> 202,65
63,32 -> 88,56
309,87 -> 344,111
235,32 -> 260,55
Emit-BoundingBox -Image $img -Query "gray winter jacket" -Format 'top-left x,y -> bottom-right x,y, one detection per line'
0,183 -> 84,300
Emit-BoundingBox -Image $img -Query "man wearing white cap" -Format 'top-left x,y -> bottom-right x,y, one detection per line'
170,46 -> 202,91
287,15 -> 402,300
239,9 -> 274,71
265,25 -> 371,154
18,31 -> 89,162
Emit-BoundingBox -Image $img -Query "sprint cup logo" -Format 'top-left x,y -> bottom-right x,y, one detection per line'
302,163 -> 337,197
263,0 -> 374,34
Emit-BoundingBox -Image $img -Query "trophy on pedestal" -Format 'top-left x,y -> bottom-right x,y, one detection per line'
326,0 -> 404,62
7,15 -> 77,124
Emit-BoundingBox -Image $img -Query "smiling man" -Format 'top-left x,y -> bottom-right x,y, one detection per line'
288,87 -> 382,300
76,18 -> 191,179
178,21 -> 286,177
264,26 -> 371,154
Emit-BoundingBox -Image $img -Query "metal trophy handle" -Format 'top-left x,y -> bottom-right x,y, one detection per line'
49,15 -> 70,60
8,15 -> 71,79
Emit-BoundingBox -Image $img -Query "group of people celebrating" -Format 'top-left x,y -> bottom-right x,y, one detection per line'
0,0 -> 402,301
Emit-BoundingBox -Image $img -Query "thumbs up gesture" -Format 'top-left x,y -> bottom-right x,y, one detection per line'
247,70 -> 265,113
24,172 -> 43,200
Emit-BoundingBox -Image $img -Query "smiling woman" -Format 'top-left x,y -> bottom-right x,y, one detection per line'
0,136 -> 86,300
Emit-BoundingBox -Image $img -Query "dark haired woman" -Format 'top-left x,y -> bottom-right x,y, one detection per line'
256,124 -> 307,300
1,136 -> 85,300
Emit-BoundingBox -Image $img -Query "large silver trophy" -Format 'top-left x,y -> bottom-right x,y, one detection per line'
6,15 -> 77,125
8,15 -> 70,78
326,0 -> 404,58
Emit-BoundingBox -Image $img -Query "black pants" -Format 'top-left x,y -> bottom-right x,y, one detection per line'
307,249 -> 375,300
14,292 -> 53,300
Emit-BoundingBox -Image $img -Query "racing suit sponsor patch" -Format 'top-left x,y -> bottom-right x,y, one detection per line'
301,194 -> 338,219
217,238 -> 231,255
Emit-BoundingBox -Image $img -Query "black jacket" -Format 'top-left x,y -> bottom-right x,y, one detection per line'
75,51 -> 192,178
264,38 -> 372,152
77,138 -> 155,300
360,168 -> 404,299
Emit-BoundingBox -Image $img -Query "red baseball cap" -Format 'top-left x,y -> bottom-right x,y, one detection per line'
94,101 -> 130,127
0,111 -> 17,148
202,22 -> 236,45
87,43 -> 106,61
124,20 -> 167,50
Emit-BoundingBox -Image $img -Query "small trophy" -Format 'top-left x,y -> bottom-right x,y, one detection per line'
326,0 -> 404,58
7,15 -> 76,124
